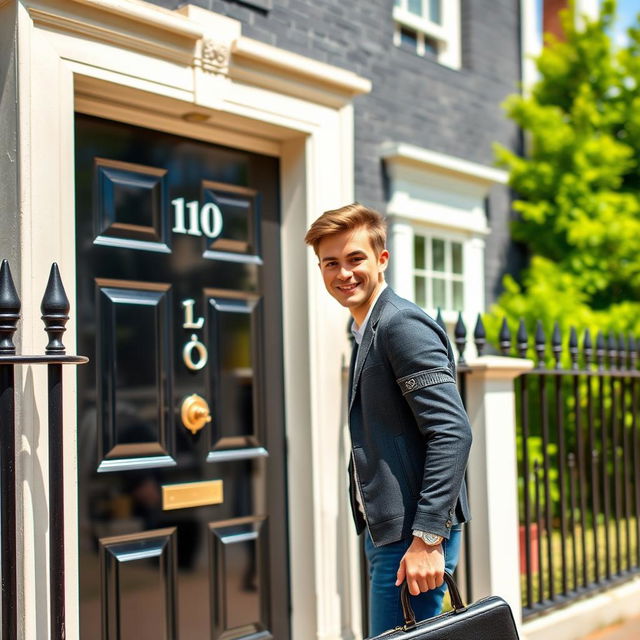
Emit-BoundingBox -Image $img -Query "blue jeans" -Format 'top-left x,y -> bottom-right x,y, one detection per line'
364,527 -> 462,636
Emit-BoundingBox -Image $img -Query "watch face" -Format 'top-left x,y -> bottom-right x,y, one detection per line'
424,533 -> 441,545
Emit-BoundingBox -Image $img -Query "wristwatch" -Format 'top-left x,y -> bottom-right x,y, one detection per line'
413,530 -> 443,546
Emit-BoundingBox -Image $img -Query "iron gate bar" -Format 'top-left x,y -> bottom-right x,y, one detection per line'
633,376 -> 640,569
0,355 -> 87,364
586,345 -> 601,584
0,260 -> 87,640
555,371 -> 568,595
534,459 -> 543,602
610,362 -> 621,576
520,373 -> 533,609
539,374 -> 554,600
568,452 -> 578,590
622,373 -> 632,572
599,367 -> 612,580
0,365 -> 17,640
0,259 -> 20,640
574,370 -> 588,588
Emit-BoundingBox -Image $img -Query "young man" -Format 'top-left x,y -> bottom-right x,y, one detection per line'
305,203 -> 472,635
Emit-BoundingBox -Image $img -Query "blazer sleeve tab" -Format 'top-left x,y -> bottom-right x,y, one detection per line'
396,367 -> 455,396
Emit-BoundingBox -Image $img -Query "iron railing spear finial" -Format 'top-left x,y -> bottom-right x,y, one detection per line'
583,329 -> 593,369
499,317 -> 511,356
473,313 -> 486,356
0,260 -> 20,354
607,332 -> 617,372
517,318 -> 528,358
596,331 -> 605,371
41,263 -> 69,355
551,321 -> 562,369
534,320 -> 546,369
569,327 -> 579,370
618,333 -> 627,371
454,312 -> 466,364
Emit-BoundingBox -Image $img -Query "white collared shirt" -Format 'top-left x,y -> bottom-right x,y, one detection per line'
351,281 -> 388,348
350,282 -> 387,518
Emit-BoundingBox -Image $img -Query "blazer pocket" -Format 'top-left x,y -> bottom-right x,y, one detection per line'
394,434 -> 419,496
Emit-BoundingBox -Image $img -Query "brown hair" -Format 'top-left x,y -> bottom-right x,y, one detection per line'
304,203 -> 387,256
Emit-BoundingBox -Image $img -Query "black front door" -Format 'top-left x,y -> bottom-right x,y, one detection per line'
75,114 -> 289,639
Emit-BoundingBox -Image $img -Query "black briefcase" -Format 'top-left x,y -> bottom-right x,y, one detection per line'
368,572 -> 520,639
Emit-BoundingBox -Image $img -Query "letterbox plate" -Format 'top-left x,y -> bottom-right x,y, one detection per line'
162,480 -> 223,510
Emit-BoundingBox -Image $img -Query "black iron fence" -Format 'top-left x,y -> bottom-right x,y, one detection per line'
501,319 -> 639,619
0,260 -> 87,640
440,311 -> 640,619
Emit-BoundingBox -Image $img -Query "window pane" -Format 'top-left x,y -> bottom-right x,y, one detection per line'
414,276 -> 426,308
414,235 -> 426,270
432,239 -> 445,272
429,0 -> 441,24
452,242 -> 463,274
408,0 -> 422,16
424,36 -> 438,57
400,27 -> 418,50
453,281 -> 464,311
433,277 -> 446,309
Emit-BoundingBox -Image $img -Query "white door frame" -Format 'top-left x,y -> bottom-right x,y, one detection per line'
3,2 -> 371,638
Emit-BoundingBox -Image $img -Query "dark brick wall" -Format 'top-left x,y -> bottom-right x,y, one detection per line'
150,0 -> 524,305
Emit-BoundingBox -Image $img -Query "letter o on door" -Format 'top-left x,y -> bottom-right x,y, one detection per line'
183,334 -> 208,371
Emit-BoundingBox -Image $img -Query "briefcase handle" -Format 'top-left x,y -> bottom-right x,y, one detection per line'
400,571 -> 466,630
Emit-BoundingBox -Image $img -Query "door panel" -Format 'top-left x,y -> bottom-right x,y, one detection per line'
96,281 -> 175,471
101,528 -> 178,640
75,114 -> 289,639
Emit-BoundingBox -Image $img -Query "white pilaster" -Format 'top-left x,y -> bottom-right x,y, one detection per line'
464,356 -> 534,629
388,220 -> 414,301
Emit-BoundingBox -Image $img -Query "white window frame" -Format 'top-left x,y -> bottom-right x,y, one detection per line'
393,0 -> 461,69
382,142 -> 508,340
413,231 -> 466,314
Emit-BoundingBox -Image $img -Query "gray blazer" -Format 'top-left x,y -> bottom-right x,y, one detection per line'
348,287 -> 472,547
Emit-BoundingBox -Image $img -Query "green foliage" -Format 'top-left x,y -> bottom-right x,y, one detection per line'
490,0 -> 640,344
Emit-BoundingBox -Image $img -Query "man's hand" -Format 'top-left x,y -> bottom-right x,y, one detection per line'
395,537 -> 444,596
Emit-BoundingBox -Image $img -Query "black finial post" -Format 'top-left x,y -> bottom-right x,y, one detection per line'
40,263 -> 69,355
607,332 -> 617,371
551,321 -> 562,369
618,333 -> 627,370
535,320 -> 546,369
583,329 -> 593,369
569,327 -> 578,370
0,260 -> 21,354
629,334 -> 637,371
0,258 -> 18,640
517,318 -> 528,358
499,318 -> 511,356
435,307 -> 446,332
595,331 -> 605,371
474,313 -> 486,356
454,312 -> 466,364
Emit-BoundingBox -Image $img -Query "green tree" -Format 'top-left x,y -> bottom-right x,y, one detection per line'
489,0 -> 640,349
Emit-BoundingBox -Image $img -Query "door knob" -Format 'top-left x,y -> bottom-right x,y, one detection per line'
181,394 -> 212,434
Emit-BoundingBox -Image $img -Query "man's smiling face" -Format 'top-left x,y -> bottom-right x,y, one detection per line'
317,226 -> 389,325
